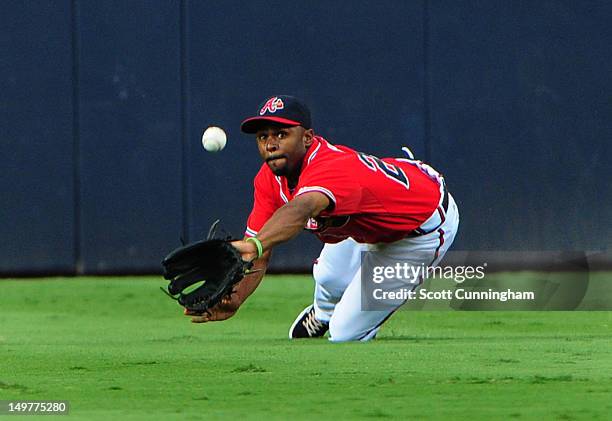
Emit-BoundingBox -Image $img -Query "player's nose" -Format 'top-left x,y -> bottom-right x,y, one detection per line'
265,138 -> 278,152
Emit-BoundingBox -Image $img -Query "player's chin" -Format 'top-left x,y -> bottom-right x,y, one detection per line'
267,159 -> 288,176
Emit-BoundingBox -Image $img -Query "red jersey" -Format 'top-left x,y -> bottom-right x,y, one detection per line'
245,136 -> 445,244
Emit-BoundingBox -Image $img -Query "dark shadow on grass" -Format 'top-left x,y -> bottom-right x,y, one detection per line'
231,364 -> 267,373
149,335 -> 202,343
122,361 -> 159,366
445,375 -> 584,385
0,381 -> 28,391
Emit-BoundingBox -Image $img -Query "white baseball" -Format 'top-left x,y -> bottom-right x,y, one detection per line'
201,126 -> 227,152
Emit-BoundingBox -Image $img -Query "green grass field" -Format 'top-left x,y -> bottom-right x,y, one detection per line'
1,275 -> 611,420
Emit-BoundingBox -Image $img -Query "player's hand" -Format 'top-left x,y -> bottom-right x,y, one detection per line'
231,240 -> 259,262
185,293 -> 241,323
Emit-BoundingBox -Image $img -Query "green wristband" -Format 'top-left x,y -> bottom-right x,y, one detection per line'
245,237 -> 264,259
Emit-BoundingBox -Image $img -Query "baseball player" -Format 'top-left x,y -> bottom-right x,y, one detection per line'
189,95 -> 460,342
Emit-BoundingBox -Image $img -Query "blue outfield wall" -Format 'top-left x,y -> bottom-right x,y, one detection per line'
1,1 -> 75,273
1,1 -> 611,274
76,1 -> 183,273
427,1 -> 612,252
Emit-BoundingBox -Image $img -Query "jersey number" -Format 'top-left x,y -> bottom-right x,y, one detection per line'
358,153 -> 410,190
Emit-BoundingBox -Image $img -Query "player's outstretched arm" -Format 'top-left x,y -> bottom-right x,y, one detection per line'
192,192 -> 328,323
233,191 -> 330,258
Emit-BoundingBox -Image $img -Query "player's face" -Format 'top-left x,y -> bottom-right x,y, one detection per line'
255,125 -> 313,177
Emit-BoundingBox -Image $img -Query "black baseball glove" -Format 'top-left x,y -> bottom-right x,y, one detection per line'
161,221 -> 254,314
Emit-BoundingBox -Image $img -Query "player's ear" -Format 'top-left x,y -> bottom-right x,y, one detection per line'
303,128 -> 314,147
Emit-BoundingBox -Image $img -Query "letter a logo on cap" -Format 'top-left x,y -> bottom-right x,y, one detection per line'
259,97 -> 285,115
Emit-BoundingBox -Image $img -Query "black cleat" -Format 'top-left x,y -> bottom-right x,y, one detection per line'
289,305 -> 329,339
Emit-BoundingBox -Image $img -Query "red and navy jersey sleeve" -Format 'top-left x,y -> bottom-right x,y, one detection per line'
294,142 -> 363,215
245,165 -> 282,237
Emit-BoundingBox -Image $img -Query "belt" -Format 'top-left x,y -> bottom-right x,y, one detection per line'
410,181 -> 450,237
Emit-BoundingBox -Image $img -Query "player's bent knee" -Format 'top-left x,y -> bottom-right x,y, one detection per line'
313,262 -> 339,289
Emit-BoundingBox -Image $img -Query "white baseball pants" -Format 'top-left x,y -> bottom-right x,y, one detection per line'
312,194 -> 460,342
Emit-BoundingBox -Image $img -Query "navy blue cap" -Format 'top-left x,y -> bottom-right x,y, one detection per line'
241,95 -> 311,134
